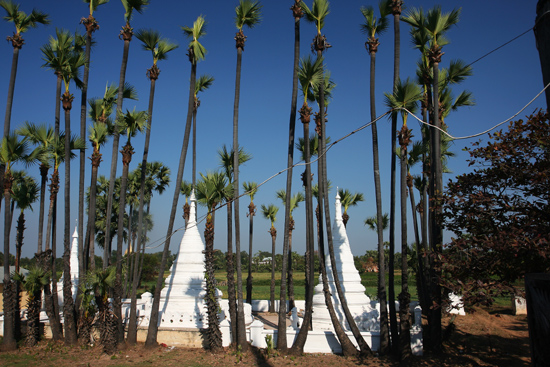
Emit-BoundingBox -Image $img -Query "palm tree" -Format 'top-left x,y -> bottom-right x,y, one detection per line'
192,74 -> 214,189
78,0 -> 108,284
402,6 -> 461,353
242,181 -> 258,304
275,189 -> 303,312
11,173 -> 39,273
260,204 -> 278,314
385,77 -> 422,360
113,108 -> 147,344
85,122 -> 110,272
387,0 -> 404,354
361,0 -> 390,354
40,29 -> 83,138
87,82 -> 137,272
103,0 -> 149,278
59,43 -> 86,346
15,122 -> 55,255
302,0 -> 371,356
281,0 -> 306,354
232,0 -> 262,351
49,133 -> 86,341
196,172 -> 228,351
0,1 -> 49,210
291,54 -> 323,353
84,266 -> 117,354
337,188 -> 365,227
218,144 -> 252,345
146,15 -> 205,348
14,266 -> 50,347
0,133 -> 30,350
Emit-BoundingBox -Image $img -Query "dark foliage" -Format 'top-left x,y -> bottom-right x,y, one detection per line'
441,111 -> 550,308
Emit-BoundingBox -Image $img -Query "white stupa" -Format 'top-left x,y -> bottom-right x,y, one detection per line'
157,191 -> 214,328
311,191 -> 379,331
57,225 -> 80,304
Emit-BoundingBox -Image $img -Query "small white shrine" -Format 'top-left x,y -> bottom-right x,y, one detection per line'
311,190 -> 379,332
157,191 -> 214,328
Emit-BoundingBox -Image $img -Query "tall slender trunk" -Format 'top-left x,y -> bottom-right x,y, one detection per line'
204,210 -> 223,351
268,228 -> 277,313
145,57 -> 196,348
246,203 -> 255,304
389,5 -> 402,353
287,222 -> 295,311
398,131 -> 412,361
0,44 -> 21,213
114,143 -> 133,345
128,71 -> 157,345
43,171 -> 62,341
368,45 -> 390,355
429,59 -> 443,353
37,165 -> 49,255
192,107 -> 197,189
536,0 -> 550,109
63,96 -> 78,345
283,5 -> 303,353
77,25 -> 92,290
104,29 -> 132,269
317,54 -> 371,355
226,201 -> 238,344
232,34 -> 247,351
3,180 -> 16,350
85,155 -> 101,273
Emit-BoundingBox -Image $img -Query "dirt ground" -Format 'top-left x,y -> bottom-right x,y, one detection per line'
0,307 -> 530,367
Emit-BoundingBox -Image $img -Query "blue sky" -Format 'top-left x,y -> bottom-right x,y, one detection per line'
0,1 -> 544,260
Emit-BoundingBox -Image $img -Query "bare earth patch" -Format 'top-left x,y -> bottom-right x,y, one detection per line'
0,307 -> 530,367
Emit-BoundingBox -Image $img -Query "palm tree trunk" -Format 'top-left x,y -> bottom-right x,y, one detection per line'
128,73 -> 157,344
14,212 -> 24,342
318,73 -> 372,356
42,172 -> 63,341
0,45 -> 21,213
232,41 -> 247,352
3,186 -> 16,350
226,201 -> 238,344
104,33 -> 131,269
78,27 -> 93,291
204,214 -> 223,351
287,225 -> 295,311
192,108 -> 197,189
85,156 -> 101,273
114,144 -> 133,345
269,229 -> 277,313
63,103 -> 78,345
369,48 -> 390,355
145,59 -> 196,348
389,5 -> 402,353
37,165 -> 49,255
536,0 -> 550,109
429,60 -> 443,352
317,187 -> 358,357
246,204 -> 254,304
399,143 -> 412,361
281,4 -> 303,353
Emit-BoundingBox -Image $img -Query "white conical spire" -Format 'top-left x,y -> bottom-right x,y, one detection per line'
335,187 -> 343,222
311,191 -> 378,332
158,188 -> 211,328
188,190 -> 197,225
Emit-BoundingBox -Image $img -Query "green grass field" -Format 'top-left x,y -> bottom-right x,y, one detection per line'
214,271 -> 418,301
